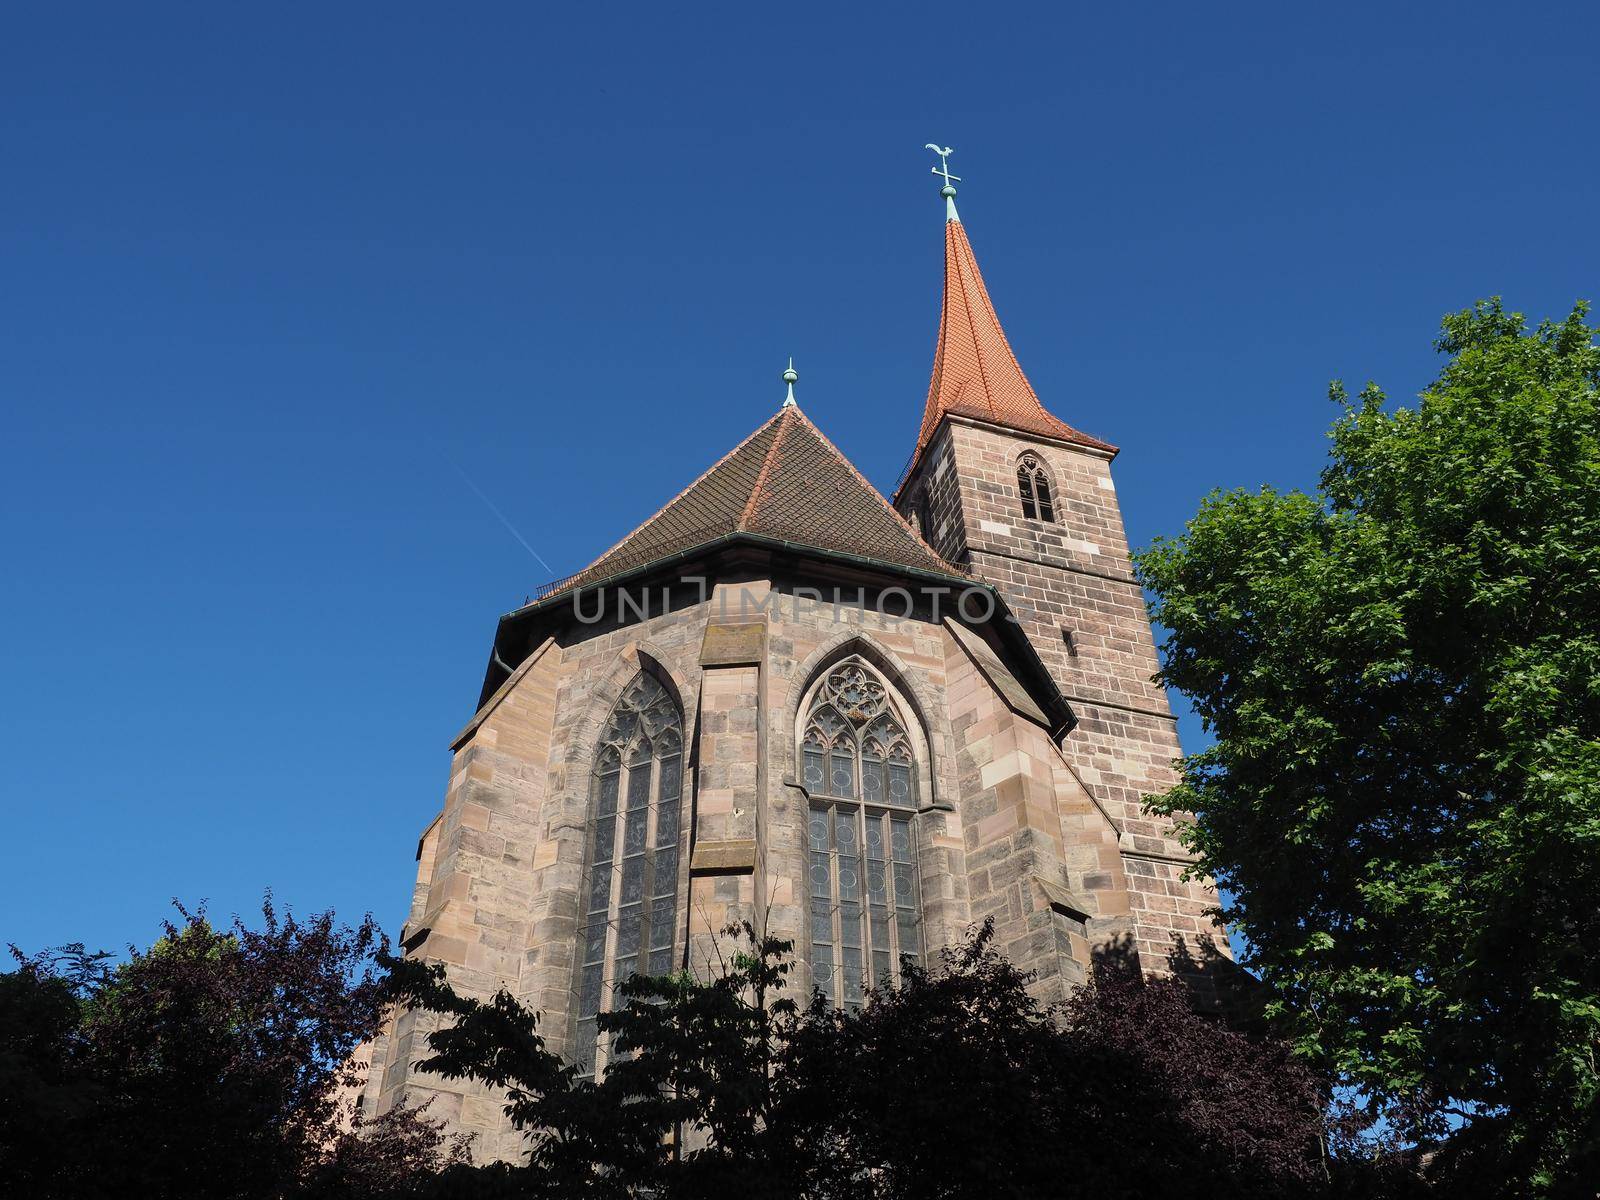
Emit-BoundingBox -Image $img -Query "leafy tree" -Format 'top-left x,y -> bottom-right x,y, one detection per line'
0,948 -> 104,1195
385,922 -> 1341,1199
773,928 -> 1335,1200
600,924 -> 797,1195
1,899 -> 466,1199
381,922 -> 798,1199
1136,300 -> 1600,1195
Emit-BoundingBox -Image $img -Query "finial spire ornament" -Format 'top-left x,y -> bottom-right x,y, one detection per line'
924,143 -> 961,222
781,357 -> 798,408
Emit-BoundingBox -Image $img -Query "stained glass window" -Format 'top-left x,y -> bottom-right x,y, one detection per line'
574,671 -> 684,1078
800,659 -> 922,1006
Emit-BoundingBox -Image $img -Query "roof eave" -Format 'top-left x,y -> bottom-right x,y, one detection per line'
478,531 -> 1075,736
501,531 -> 971,625
894,410 -> 1119,502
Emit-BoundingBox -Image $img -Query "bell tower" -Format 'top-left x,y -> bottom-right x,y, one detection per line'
895,151 -> 1226,979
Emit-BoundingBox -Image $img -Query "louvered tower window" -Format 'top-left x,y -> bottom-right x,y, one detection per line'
1017,453 -> 1056,522
574,671 -> 683,1079
800,660 -> 921,1007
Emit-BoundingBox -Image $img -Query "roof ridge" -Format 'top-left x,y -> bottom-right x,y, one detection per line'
531,402 -> 969,605
961,222 -> 1045,417
785,406 -> 964,575
923,307 -> 948,440
583,409 -> 782,577
739,406 -> 794,529
952,223 -> 1000,427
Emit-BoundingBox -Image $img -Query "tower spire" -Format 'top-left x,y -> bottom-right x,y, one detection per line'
898,153 -> 1116,495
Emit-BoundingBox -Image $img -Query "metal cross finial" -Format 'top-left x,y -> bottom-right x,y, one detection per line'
924,144 -> 962,220
924,144 -> 960,190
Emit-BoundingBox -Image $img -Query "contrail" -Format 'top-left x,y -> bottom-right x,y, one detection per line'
450,459 -> 555,574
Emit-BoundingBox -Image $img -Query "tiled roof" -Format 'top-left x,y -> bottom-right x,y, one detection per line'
542,405 -> 964,600
903,215 -> 1115,490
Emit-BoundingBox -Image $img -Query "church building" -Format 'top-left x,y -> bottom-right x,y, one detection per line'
360,156 -> 1228,1158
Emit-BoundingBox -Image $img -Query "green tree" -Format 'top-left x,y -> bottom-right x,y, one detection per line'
0,947 -> 106,1195
381,921 -> 800,1199
1,901 -> 467,1200
1136,300 -> 1600,1195
772,928 -> 1336,1199
384,922 -> 1341,1199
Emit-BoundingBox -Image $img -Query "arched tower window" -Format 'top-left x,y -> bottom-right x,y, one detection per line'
1017,452 -> 1056,522
800,659 -> 922,1007
574,670 -> 683,1079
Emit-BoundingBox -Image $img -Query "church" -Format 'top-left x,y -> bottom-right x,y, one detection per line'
359,154 -> 1228,1157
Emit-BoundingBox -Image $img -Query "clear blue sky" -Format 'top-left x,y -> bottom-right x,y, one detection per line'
2,3 -> 1593,957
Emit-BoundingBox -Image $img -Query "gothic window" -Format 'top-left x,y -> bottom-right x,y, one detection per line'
574,670 -> 683,1079
800,659 -> 921,1007
1017,453 -> 1056,522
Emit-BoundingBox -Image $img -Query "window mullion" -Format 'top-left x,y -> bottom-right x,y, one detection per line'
639,759 -> 657,977
592,797 -> 625,1079
830,804 -> 843,998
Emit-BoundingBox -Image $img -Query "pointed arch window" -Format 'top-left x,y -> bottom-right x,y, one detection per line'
574,671 -> 683,1079
1017,453 -> 1056,522
800,660 -> 921,1007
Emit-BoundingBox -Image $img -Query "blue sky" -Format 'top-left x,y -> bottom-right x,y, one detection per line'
2,3 -> 1594,958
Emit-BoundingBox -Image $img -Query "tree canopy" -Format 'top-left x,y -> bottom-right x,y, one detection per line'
1,901 -> 466,1200
384,921 -> 1358,1199
1136,299 -> 1600,1195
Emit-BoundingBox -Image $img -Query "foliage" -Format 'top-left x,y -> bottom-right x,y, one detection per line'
0,950 -> 100,1195
0,899 -> 466,1199
386,921 -> 1349,1199
1136,299 -> 1600,1195
783,927 -> 1352,1199
382,921 -> 799,1198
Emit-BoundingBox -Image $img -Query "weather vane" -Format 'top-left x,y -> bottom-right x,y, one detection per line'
925,143 -> 961,220
924,144 -> 960,191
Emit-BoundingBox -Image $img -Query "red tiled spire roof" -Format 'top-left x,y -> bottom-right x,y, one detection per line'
903,210 -> 1115,488
542,403 -> 964,601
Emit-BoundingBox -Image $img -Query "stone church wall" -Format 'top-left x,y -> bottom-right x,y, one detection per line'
901,419 -> 1229,979
362,568 -> 1156,1157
